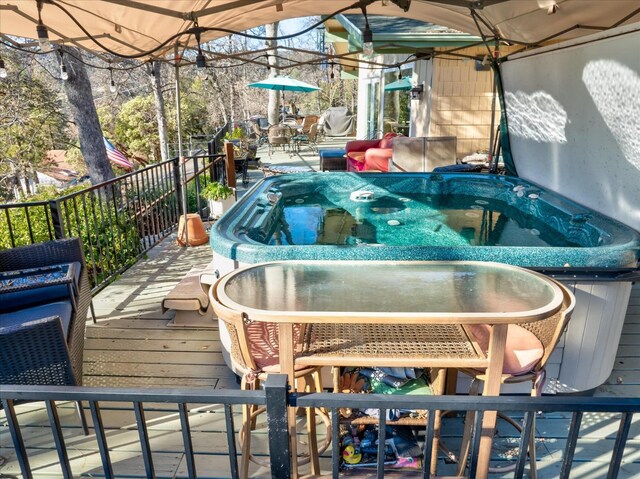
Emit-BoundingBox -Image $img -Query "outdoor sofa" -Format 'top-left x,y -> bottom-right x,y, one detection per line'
0,238 -> 91,387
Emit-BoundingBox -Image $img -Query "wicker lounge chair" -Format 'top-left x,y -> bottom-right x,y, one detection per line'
0,238 -> 92,432
0,239 -> 91,383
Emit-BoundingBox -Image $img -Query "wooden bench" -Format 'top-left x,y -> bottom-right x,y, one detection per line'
163,264 -> 217,328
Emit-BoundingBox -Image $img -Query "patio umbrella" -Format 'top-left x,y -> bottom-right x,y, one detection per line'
248,76 -> 320,108
384,77 -> 412,92
248,76 -> 321,93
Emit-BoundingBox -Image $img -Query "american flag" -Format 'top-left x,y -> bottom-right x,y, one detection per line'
103,137 -> 133,170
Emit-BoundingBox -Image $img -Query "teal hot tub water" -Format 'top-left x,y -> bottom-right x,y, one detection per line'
211,173 -> 640,392
211,173 -> 639,275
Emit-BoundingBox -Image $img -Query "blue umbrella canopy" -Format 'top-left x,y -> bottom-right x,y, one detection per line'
248,76 -> 320,93
384,77 -> 413,92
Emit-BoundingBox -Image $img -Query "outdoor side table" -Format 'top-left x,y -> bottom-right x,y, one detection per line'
211,260 -> 566,478
0,262 -> 79,311
319,148 -> 347,171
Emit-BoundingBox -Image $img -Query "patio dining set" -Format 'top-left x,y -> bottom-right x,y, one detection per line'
1,237 -> 578,478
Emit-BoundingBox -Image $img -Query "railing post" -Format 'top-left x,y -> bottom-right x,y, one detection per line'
172,157 -> 184,216
207,140 -> 216,182
49,199 -> 66,239
194,156 -> 203,215
223,141 -> 237,189
265,374 -> 291,479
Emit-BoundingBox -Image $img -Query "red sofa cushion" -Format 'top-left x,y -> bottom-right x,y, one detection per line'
364,148 -> 394,171
379,132 -> 398,149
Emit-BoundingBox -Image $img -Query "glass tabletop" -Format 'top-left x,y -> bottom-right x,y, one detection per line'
216,261 -> 563,320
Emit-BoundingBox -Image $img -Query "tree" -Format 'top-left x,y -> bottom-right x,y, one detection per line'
265,22 -> 281,126
147,61 -> 170,161
60,46 -> 115,184
114,95 -> 158,159
0,52 -> 68,200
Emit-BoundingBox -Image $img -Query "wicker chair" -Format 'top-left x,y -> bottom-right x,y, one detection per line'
267,124 -> 293,156
251,122 -> 268,147
0,238 -> 92,433
300,115 -> 319,134
209,288 -> 330,478
453,280 -> 576,477
292,123 -> 319,153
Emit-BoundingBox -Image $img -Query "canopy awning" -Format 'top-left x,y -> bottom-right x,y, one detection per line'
1,1 -> 638,59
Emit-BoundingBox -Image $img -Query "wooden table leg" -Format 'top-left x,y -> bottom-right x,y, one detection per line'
430,367 -> 447,476
475,323 -> 508,479
278,323 -> 299,479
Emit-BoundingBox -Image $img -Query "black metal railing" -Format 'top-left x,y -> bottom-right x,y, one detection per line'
1,379 -> 274,479
1,375 -> 638,479
0,125 -> 229,293
297,390 -> 639,479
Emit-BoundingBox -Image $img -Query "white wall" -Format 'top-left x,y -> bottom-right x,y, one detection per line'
501,24 -> 640,232
411,58 -> 432,138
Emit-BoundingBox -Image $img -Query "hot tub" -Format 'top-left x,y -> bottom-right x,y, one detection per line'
211,173 -> 640,392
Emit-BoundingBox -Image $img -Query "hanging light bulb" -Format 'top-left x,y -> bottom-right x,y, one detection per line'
196,51 -> 206,69
109,68 -> 116,93
36,0 -> 52,53
59,50 -> 68,80
362,25 -> 374,56
360,2 -> 374,57
194,23 -> 206,69
330,63 -> 335,81
0,58 -> 7,79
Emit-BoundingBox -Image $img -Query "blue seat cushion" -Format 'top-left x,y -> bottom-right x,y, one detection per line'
0,262 -> 81,313
0,301 -> 73,339
319,149 -> 346,158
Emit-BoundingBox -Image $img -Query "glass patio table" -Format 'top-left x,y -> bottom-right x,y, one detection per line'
211,260 -> 565,477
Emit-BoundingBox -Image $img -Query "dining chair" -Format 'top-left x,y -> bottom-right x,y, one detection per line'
453,280 -> 576,477
252,122 -> 268,147
300,115 -> 319,134
292,123 -> 319,153
209,293 -> 331,478
267,124 -> 293,156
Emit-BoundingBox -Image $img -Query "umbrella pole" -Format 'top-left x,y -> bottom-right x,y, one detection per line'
175,44 -> 189,247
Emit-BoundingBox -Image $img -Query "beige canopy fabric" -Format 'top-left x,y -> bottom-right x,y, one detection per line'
1,1 -> 638,59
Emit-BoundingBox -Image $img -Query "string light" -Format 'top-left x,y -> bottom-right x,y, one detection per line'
330,63 -> 335,80
36,0 -> 52,53
58,49 -> 69,80
360,1 -> 374,56
109,67 -> 116,92
47,0 -> 367,60
0,57 -> 7,78
194,22 -> 206,68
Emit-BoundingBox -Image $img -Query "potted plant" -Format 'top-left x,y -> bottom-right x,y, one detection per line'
201,181 -> 236,219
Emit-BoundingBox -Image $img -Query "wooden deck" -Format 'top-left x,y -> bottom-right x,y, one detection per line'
1,139 -> 639,477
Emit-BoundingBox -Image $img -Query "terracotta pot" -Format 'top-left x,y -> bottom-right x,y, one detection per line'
176,214 -> 208,246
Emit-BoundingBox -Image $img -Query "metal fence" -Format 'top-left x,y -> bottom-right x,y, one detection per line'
0,125 -> 230,293
1,375 -> 638,479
